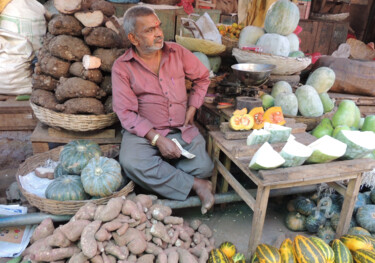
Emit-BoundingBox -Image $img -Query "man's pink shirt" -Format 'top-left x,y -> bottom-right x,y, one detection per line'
112,42 -> 210,143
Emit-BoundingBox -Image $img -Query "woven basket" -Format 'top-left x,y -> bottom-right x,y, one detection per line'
221,36 -> 238,56
30,102 -> 118,132
232,48 -> 312,75
16,145 -> 135,215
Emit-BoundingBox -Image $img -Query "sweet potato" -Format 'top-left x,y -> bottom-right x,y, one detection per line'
95,197 -> 124,222
30,217 -> 55,243
60,219 -> 90,242
167,250 -> 179,263
82,27 -> 122,48
104,241 -> 127,260
132,194 -> 154,210
146,242 -> 163,255
69,62 -> 103,83
49,35 -> 91,62
91,0 -> 115,17
73,202 -> 97,221
198,249 -> 209,263
116,222 -> 129,236
137,254 -> 155,263
177,248 -> 198,263
149,204 -> 172,221
122,228 -> 147,255
100,75 -> 112,95
48,14 -> 83,36
122,200 -> 142,220
31,246 -> 81,261
40,54 -> 71,79
74,10 -> 104,27
46,227 -> 72,248
127,254 -> 137,262
92,48 -> 125,72
150,222 -> 171,243
56,98 -> 105,115
32,73 -> 58,91
164,216 -> 183,225
30,89 -> 59,111
68,252 -> 88,263
102,220 -> 123,232
95,228 -> 112,242
91,255 -> 104,263
152,237 -> 163,247
189,220 -> 202,231
102,253 -> 116,263
157,252 -> 168,263
81,220 -> 102,258
197,224 -> 212,238
55,77 -> 106,102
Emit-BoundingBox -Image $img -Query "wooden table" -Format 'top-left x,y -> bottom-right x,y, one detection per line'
30,122 -> 122,154
209,130 -> 375,257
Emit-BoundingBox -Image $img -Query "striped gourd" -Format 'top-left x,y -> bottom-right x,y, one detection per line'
293,235 -> 326,263
353,249 -> 375,263
251,253 -> 259,263
279,238 -> 296,263
255,244 -> 281,263
331,239 -> 353,263
340,235 -> 374,252
208,249 -> 230,263
309,236 -> 334,263
366,235 -> 375,248
219,242 -> 236,259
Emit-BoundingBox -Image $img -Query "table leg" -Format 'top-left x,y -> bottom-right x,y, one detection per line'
335,173 -> 363,237
248,185 -> 271,258
220,156 -> 231,208
207,134 -> 213,157
211,140 -> 221,195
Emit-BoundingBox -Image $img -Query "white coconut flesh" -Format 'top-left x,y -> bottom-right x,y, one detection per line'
249,142 -> 285,169
281,138 -> 313,158
308,135 -> 347,157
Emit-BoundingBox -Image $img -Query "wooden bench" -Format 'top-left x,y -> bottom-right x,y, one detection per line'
30,122 -> 122,154
209,129 -> 375,258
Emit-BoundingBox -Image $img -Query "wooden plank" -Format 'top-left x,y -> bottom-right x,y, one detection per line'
32,142 -> 50,154
327,182 -> 347,196
329,92 -> 375,106
48,127 -> 116,139
315,20 -> 334,55
0,96 -> 33,113
299,19 -> 319,53
329,21 -> 349,54
0,113 -> 37,131
220,122 -> 306,140
358,106 -> 375,116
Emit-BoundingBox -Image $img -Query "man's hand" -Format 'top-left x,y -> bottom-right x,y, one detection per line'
156,136 -> 181,159
184,106 -> 196,126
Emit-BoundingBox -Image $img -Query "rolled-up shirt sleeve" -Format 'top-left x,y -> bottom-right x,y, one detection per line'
182,48 -> 210,109
112,65 -> 154,137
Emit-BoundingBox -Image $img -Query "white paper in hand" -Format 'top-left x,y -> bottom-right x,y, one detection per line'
172,138 -> 196,159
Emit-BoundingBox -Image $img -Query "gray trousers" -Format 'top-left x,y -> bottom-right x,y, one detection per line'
119,130 -> 214,200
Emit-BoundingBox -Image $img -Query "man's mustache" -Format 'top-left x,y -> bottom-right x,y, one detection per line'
154,37 -> 163,42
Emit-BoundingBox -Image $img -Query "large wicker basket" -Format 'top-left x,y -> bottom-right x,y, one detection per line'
232,48 -> 312,75
16,145 -> 134,215
221,36 -> 238,56
30,102 -> 119,132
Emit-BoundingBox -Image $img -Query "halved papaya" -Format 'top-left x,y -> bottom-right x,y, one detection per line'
264,106 -> 286,126
249,107 -> 265,130
233,108 -> 247,116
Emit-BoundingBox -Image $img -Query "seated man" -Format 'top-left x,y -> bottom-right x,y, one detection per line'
112,5 -> 215,214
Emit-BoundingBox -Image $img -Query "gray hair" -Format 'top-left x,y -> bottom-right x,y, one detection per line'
123,6 -> 158,36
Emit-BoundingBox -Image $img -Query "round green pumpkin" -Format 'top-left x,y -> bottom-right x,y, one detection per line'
356,205 -> 375,232
264,0 -> 300,36
317,224 -> 336,244
59,140 -> 102,175
295,198 -> 316,216
45,175 -> 89,201
81,156 -> 124,197
306,211 -> 327,233
285,212 -> 306,231
54,163 -> 69,179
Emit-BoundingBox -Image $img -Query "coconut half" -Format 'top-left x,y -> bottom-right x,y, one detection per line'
249,142 -> 285,170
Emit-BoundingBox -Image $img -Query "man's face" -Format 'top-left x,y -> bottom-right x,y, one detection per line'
133,14 -> 164,53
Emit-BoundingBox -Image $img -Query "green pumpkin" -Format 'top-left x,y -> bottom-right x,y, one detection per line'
59,140 -> 102,175
356,205 -> 375,232
317,224 -> 336,244
285,212 -> 306,231
295,198 -> 316,216
331,213 -> 356,231
305,211 -> 327,233
45,175 -> 89,201
81,156 -> 124,197
53,163 -> 69,179
348,226 -> 371,236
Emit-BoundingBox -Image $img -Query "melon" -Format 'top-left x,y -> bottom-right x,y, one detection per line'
332,100 -> 358,128
247,129 -> 271,146
332,125 -> 351,138
286,33 -> 299,52
261,94 -> 274,110
335,130 -> 375,159
264,0 -> 300,36
208,56 -> 221,73
289,50 -> 305,58
306,135 -> 347,163
256,33 -> 290,57
249,142 -> 285,170
271,81 -> 292,98
274,92 -> 298,116
319,92 -> 335,113
311,118 -> 333,139
279,138 -> 313,167
238,26 -> 265,48
306,67 -> 336,94
362,115 -> 375,132
264,122 -> 292,143
193,52 -> 211,71
295,85 -> 324,117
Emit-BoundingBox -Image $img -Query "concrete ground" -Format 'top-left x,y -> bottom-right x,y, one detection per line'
0,130 -> 309,262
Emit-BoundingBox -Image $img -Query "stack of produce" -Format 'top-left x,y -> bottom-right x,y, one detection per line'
261,66 -> 336,118
21,194 -> 216,262
238,0 -> 304,58
31,0 -> 130,116
252,234 -> 375,262
209,242 -> 247,263
216,23 -> 245,40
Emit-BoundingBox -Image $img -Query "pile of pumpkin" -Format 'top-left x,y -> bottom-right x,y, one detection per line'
229,106 -> 286,131
33,139 -> 124,201
208,241 -> 247,263
252,234 -> 375,262
285,191 -> 375,243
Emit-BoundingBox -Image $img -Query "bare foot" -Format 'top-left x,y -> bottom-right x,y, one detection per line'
193,178 -> 215,214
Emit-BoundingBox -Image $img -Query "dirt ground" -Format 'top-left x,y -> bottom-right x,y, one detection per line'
0,130 -> 309,261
